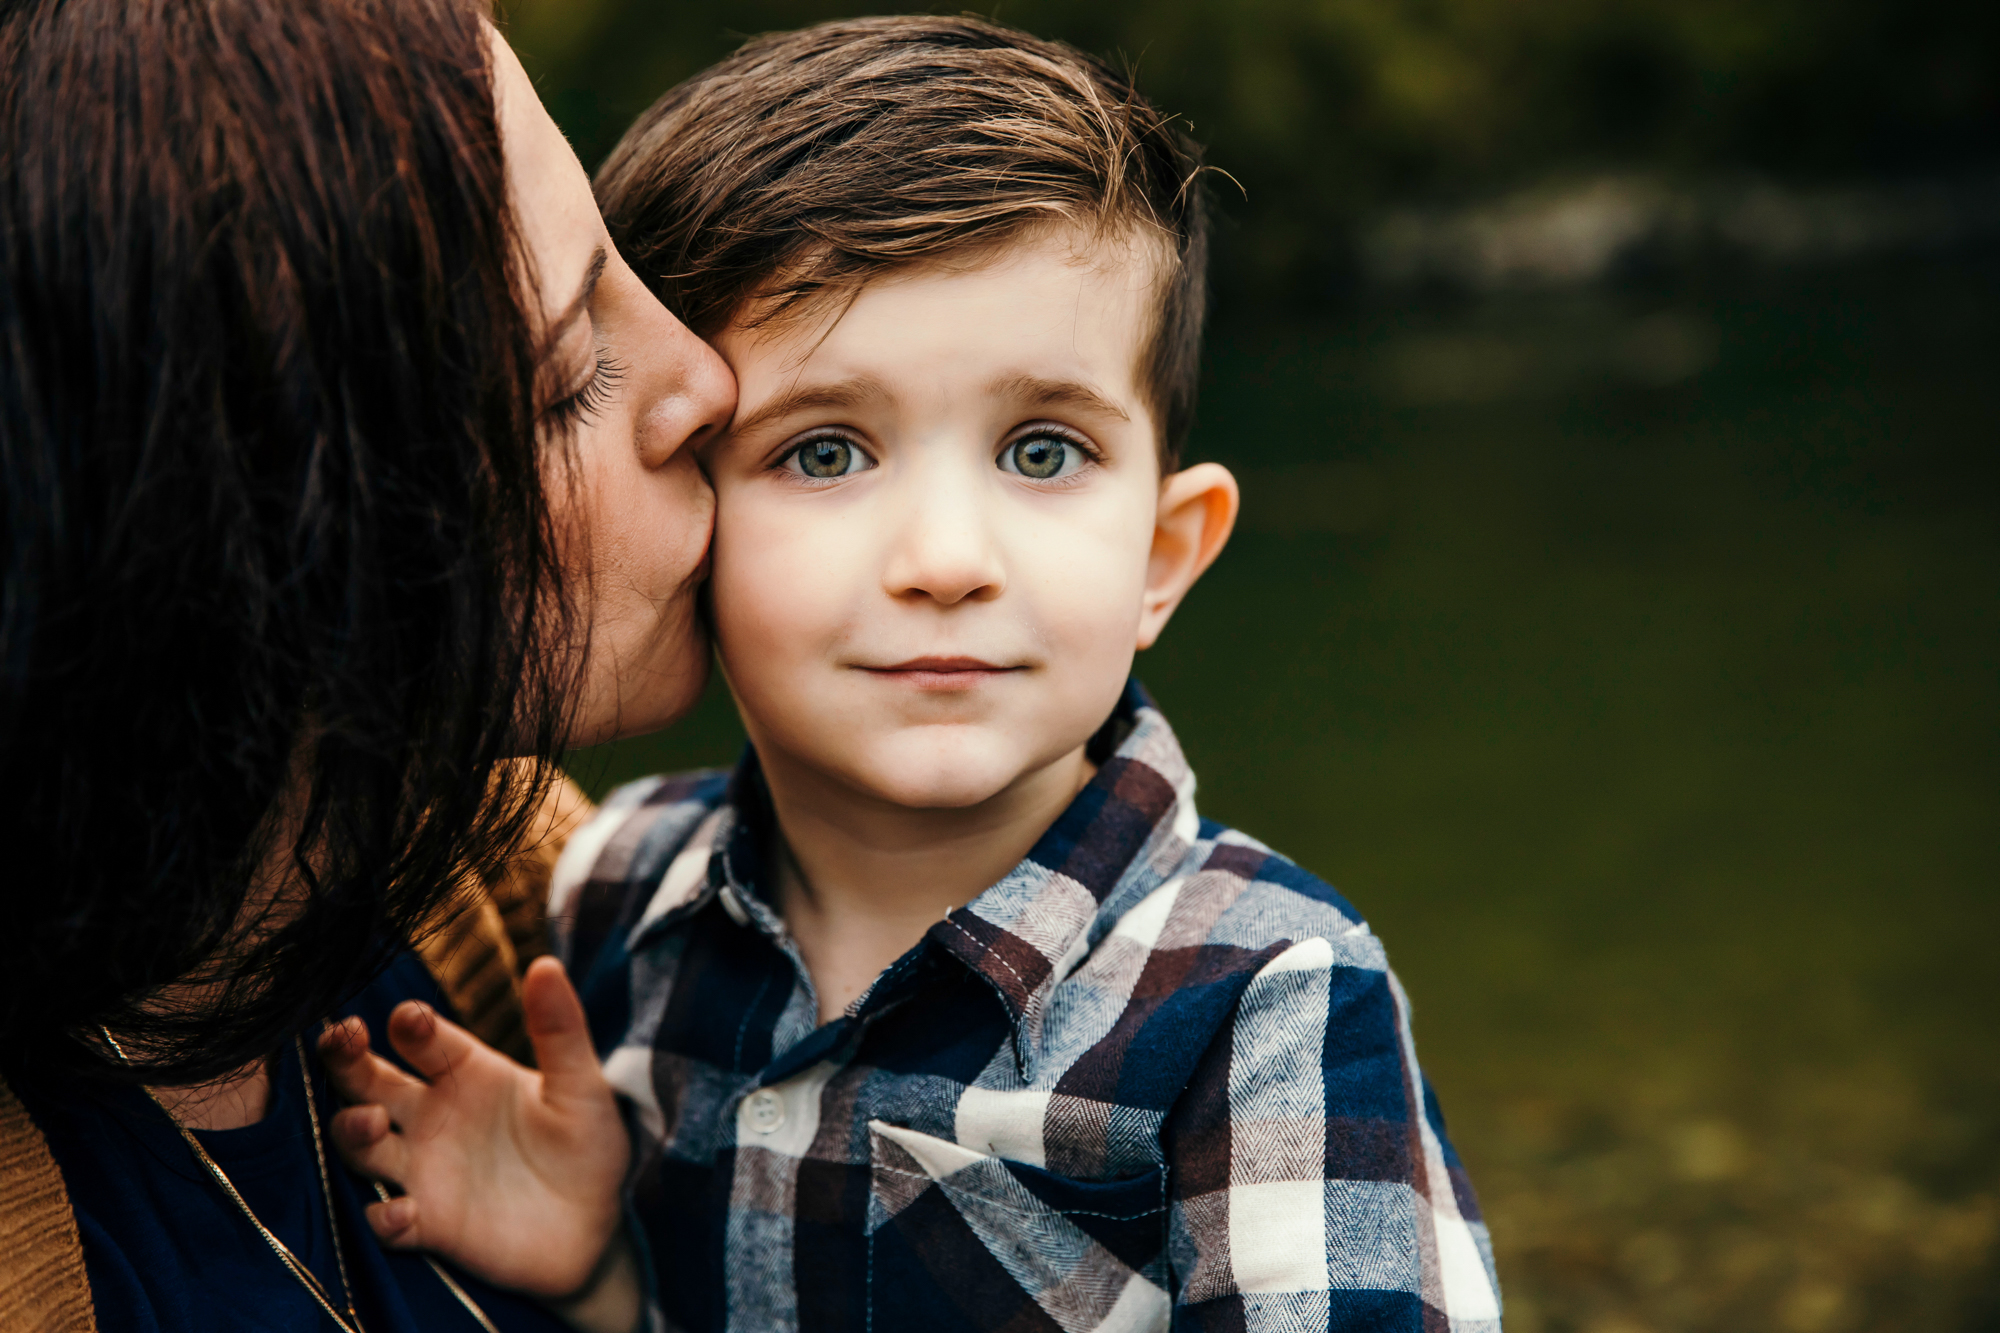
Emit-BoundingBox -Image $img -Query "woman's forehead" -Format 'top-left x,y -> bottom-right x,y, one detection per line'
489,28 -> 603,338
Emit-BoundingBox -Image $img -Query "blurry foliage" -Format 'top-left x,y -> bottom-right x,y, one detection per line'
502,0 -> 2000,304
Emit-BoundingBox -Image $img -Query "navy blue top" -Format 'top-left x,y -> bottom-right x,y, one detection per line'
14,954 -> 571,1333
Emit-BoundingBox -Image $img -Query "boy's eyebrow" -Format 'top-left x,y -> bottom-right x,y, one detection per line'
988,373 -> 1131,423
729,376 -> 885,437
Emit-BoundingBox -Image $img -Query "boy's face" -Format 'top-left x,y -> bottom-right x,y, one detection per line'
703,229 -> 1228,811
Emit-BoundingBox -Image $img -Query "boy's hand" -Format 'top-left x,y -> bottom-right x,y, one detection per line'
319,956 -> 630,1300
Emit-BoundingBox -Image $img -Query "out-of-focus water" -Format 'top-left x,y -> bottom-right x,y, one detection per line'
569,253 -> 2000,1332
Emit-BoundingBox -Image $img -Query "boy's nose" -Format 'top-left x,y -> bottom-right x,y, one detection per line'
880,473 -> 1006,607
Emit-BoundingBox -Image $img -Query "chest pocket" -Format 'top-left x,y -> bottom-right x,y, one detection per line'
865,1120 -> 1169,1333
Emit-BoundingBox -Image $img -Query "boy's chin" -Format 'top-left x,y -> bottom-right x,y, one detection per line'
841,732 -> 1085,812
853,762 -> 1022,811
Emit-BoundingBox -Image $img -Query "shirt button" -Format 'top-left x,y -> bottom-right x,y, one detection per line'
717,884 -> 752,927
746,1088 -> 785,1134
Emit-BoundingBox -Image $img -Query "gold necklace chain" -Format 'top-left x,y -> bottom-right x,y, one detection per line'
103,1028 -> 498,1333
104,1031 -> 362,1333
369,1181 -> 503,1333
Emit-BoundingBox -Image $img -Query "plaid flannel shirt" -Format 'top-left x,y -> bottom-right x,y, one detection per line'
551,682 -> 1501,1333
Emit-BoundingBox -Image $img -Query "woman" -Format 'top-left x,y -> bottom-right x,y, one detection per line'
0,1 -> 728,1330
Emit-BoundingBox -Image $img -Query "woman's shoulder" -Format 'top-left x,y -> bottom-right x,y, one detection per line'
0,1073 -> 95,1332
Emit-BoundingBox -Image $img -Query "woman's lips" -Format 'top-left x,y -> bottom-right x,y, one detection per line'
859,657 -> 1024,690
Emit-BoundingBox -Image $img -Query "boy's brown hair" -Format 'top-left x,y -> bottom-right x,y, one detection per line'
595,14 -> 1211,465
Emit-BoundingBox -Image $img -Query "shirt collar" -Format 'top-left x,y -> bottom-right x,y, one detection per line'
924,680 -> 1201,1076
649,680 -> 1202,1076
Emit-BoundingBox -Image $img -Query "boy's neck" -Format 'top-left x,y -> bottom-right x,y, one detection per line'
759,744 -> 1096,1025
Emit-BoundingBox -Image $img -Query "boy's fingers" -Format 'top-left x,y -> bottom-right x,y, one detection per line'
384,999 -> 486,1084
328,1102 -> 391,1150
320,1015 -> 367,1059
365,1194 -> 422,1249
318,1019 -> 423,1107
521,956 -> 606,1102
317,1016 -> 372,1077
328,1104 -> 409,1184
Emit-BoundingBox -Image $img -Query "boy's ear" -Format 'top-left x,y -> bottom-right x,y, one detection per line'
1138,462 -> 1239,650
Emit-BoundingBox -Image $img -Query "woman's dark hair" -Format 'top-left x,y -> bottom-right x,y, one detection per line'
0,0 -> 575,1085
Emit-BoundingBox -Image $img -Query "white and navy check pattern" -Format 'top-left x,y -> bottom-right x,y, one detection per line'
551,683 -> 1501,1333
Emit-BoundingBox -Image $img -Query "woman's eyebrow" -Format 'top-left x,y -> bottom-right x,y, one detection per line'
989,372 -> 1131,422
540,246 -> 608,355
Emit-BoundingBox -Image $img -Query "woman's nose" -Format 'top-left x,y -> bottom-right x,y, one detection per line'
624,277 -> 735,471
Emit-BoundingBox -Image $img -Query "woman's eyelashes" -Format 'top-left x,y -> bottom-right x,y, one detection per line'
543,349 -> 624,431
781,432 -> 877,479
998,428 -> 1095,481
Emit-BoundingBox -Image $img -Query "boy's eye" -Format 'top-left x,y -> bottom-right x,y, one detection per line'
1000,433 -> 1086,480
783,435 -> 875,479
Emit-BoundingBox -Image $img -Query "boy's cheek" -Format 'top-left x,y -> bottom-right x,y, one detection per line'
709,482 -> 1151,681
707,506 -> 860,678
707,482 -> 808,580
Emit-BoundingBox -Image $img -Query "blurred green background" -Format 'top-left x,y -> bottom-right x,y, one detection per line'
507,0 -> 2000,303
523,3 -> 2000,1330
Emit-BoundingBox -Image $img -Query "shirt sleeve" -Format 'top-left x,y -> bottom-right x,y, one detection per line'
1163,936 -> 1503,1332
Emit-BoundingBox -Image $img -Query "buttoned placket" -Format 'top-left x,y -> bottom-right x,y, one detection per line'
705,842 -> 950,1136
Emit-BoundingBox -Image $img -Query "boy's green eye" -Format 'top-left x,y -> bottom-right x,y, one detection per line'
800,440 -> 852,477
1001,433 -> 1084,480
786,436 -> 873,479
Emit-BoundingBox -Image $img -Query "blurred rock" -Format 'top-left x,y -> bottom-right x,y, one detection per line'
1377,308 -> 1717,402
1779,1279 -> 1848,1333
1362,172 -> 2000,291
1669,1119 -> 1747,1182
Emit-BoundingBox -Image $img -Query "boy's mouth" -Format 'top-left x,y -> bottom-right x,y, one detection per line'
860,656 -> 1023,690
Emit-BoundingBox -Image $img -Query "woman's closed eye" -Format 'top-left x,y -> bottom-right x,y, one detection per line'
998,427 -> 1095,482
780,432 -> 877,480
542,349 -> 624,433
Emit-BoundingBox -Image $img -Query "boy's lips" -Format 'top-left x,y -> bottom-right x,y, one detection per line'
859,656 -> 1024,690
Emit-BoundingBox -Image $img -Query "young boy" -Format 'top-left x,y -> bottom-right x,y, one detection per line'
325,17 -> 1501,1333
